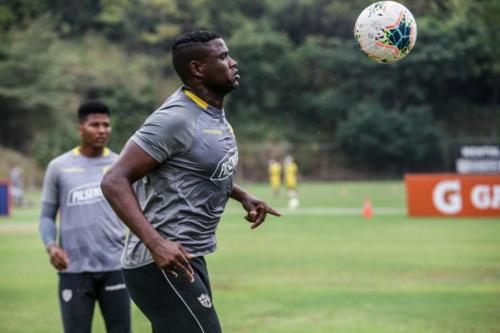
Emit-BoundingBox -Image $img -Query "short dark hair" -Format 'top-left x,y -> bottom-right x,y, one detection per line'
172,30 -> 221,83
77,100 -> 110,122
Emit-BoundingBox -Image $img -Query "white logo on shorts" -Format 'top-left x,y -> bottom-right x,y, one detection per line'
62,289 -> 72,302
197,293 -> 212,308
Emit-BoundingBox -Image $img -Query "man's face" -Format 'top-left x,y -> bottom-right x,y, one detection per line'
79,114 -> 111,148
199,38 -> 240,94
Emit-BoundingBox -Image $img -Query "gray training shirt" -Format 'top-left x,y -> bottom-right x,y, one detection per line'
123,87 -> 238,269
41,148 -> 126,273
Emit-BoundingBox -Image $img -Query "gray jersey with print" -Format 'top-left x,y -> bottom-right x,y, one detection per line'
41,148 -> 126,273
123,88 -> 238,269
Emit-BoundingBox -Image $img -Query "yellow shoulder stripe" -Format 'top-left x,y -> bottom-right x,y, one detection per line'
184,89 -> 209,110
72,146 -> 110,157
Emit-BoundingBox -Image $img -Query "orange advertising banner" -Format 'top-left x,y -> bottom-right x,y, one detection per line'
405,174 -> 500,217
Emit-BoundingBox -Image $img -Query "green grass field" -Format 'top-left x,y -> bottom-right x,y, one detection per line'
1,181 -> 499,333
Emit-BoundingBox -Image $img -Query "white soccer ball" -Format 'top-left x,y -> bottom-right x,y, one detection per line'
354,1 -> 417,63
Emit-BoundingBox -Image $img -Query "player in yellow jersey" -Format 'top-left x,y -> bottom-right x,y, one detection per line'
284,155 -> 299,209
268,159 -> 282,197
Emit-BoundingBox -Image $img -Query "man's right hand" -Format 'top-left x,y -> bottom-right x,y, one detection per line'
148,238 -> 195,283
47,244 -> 69,271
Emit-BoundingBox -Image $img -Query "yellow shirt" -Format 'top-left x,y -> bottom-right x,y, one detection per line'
268,162 -> 282,188
284,162 -> 298,189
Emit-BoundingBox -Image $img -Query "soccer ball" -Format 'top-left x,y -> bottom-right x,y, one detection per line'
354,1 -> 417,63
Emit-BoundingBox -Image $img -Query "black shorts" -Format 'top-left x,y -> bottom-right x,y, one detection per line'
122,257 -> 222,333
58,270 -> 131,333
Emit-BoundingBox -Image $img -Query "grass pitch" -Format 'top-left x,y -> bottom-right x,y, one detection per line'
1,181 -> 499,333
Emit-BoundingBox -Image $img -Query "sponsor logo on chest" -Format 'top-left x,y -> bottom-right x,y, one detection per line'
67,182 -> 104,206
210,147 -> 238,181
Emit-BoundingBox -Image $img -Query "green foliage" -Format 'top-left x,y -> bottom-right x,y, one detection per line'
47,0 -> 101,36
58,35 -> 165,150
0,0 -> 498,174
0,16 -> 165,166
337,104 -> 444,171
0,0 -> 48,31
0,16 -> 76,156
270,0 -> 369,42
228,24 -> 294,139
95,0 -> 183,49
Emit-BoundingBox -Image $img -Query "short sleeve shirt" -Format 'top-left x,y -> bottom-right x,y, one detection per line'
41,148 -> 126,273
123,87 -> 238,269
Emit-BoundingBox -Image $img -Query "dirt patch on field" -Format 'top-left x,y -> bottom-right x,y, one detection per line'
0,222 -> 37,234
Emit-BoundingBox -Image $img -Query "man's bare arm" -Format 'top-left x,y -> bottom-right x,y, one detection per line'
231,184 -> 281,229
101,140 -> 194,281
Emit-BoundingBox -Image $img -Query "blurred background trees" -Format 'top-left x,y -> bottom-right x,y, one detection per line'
0,0 -> 498,179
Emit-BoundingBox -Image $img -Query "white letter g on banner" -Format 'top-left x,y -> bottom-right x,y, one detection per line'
433,180 -> 462,215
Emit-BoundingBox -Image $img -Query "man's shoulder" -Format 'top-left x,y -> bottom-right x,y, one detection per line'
146,101 -> 199,131
47,149 -> 77,168
156,88 -> 200,115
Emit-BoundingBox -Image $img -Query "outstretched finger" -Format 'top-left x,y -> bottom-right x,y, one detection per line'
265,206 -> 282,216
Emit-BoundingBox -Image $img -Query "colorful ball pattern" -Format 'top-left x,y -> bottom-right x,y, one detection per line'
354,1 -> 417,63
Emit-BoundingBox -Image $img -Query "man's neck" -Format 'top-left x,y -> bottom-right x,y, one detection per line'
79,145 -> 104,157
185,86 -> 224,110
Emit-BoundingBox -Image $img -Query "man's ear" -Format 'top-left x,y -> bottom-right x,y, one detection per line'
188,60 -> 204,79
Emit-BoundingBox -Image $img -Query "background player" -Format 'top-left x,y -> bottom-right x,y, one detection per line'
268,159 -> 282,198
284,155 -> 299,209
39,101 -> 131,333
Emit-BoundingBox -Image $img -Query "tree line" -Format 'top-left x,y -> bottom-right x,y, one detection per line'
0,0 -> 498,176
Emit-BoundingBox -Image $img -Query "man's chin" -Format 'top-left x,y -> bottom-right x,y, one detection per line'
226,81 -> 239,92
213,81 -> 239,95
93,142 -> 107,148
